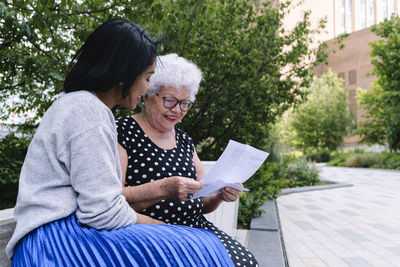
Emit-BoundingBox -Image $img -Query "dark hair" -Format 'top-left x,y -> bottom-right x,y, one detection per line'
64,18 -> 157,98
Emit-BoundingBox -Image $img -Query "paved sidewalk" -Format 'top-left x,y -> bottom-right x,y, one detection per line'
278,166 -> 400,267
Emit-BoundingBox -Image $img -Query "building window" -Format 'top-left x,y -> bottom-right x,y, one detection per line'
349,70 -> 357,85
388,0 -> 395,18
347,0 -> 353,32
367,0 -> 375,26
360,0 -> 367,29
382,0 -> 388,19
341,0 -> 346,34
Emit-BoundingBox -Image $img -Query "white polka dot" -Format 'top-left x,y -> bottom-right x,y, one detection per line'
140,163 -> 145,167
134,169 -> 139,173
156,173 -> 161,177
164,210 -> 169,214
142,174 -> 147,178
155,205 -> 160,209
149,168 -> 153,172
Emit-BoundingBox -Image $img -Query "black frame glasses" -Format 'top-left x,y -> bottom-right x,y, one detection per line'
155,94 -> 193,111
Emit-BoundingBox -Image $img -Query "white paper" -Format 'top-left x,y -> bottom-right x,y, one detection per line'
194,140 -> 269,198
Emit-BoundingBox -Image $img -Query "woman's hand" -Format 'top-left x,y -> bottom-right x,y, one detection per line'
163,176 -> 204,202
218,184 -> 243,202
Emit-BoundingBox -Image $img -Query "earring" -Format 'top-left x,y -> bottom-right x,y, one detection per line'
118,82 -> 123,86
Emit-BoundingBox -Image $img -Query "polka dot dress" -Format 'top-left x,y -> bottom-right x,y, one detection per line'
117,116 -> 258,267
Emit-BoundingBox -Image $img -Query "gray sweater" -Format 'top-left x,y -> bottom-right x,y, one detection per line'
6,90 -> 136,258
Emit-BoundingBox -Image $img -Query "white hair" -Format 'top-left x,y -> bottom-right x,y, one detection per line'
147,53 -> 202,102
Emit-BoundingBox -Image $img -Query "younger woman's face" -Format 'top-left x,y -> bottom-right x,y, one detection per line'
119,62 -> 156,110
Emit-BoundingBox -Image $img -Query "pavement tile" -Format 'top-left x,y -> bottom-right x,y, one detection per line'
312,249 -> 351,267
342,257 -> 373,267
301,258 -> 328,267
294,221 -> 317,231
278,166 -> 400,267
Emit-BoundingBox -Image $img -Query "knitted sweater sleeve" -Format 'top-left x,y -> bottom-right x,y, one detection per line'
61,125 -> 137,229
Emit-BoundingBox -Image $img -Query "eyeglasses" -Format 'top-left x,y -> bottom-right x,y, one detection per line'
155,94 -> 193,111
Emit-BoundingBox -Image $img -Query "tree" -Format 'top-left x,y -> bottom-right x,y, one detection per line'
291,70 -> 353,151
369,18 -> 400,151
1,0 -> 328,159
355,82 -> 387,146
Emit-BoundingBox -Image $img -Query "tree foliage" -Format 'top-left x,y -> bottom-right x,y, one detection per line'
1,0 -> 328,159
369,18 -> 400,151
291,70 -> 353,151
355,82 -> 387,145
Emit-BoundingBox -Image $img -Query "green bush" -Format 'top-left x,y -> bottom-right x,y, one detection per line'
238,161 -> 284,228
305,149 -> 331,163
345,153 -> 379,168
282,158 -> 320,187
328,151 -> 400,170
329,151 -> 354,166
0,133 -> 31,209
374,152 -> 400,170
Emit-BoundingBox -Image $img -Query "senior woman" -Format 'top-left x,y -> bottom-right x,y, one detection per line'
6,21 -> 232,266
117,53 -> 259,266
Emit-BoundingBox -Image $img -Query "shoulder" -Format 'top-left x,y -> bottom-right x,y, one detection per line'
41,91 -> 115,136
175,127 -> 193,142
115,116 -> 138,133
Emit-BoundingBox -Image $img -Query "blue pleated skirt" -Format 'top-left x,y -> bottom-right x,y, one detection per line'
12,214 -> 234,267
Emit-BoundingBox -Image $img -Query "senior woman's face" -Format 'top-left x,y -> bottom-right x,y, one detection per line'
144,86 -> 191,132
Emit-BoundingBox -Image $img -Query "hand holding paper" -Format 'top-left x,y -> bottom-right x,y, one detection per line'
194,140 -> 269,198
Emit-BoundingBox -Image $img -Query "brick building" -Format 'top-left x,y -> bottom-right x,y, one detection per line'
284,0 -> 399,148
